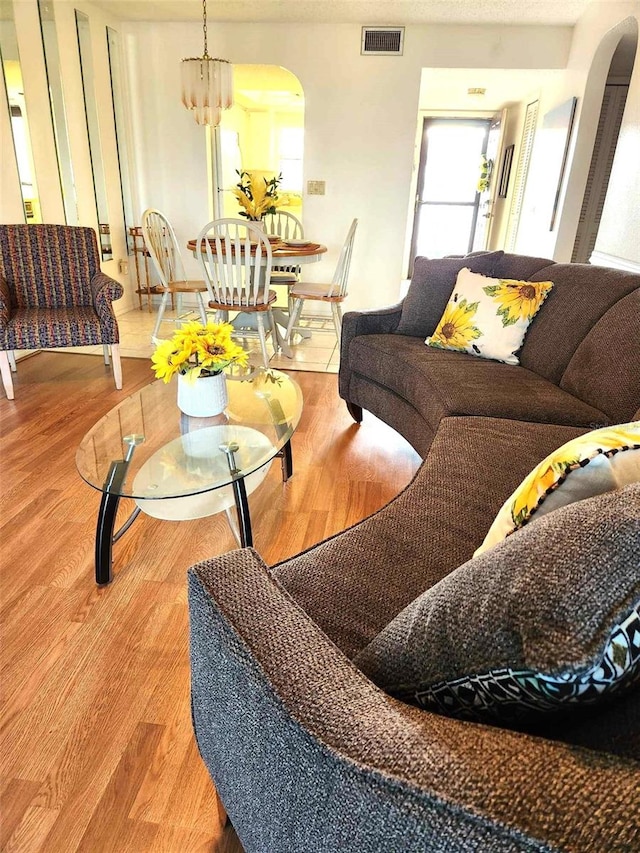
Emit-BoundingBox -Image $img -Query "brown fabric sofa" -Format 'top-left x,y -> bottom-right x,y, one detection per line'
188,254 -> 640,851
339,252 -> 640,457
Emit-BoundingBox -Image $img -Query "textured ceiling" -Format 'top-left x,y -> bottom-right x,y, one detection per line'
92,0 -> 604,26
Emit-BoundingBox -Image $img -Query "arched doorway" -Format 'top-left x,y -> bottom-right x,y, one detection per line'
555,15 -> 638,261
211,65 -> 304,221
572,28 -> 637,262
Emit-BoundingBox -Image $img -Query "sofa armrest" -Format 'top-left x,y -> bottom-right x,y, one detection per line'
90,272 -> 123,316
339,303 -> 403,400
0,275 -> 11,331
188,549 -> 639,853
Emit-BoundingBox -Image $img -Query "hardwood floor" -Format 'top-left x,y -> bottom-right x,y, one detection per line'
0,352 -> 420,852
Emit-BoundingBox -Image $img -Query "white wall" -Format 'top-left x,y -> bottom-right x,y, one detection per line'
514,2 -> 639,263
124,21 -> 571,310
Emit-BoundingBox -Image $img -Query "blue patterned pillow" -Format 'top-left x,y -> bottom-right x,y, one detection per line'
354,486 -> 640,727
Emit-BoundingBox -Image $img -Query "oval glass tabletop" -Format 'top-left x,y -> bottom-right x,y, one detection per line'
76,367 -> 303,501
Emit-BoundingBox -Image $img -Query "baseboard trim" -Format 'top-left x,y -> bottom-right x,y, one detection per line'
589,251 -> 640,274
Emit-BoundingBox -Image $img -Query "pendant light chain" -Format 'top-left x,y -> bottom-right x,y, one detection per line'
202,0 -> 209,58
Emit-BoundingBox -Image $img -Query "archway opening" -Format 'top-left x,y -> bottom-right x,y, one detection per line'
214,64 -> 304,221
572,27 -> 637,262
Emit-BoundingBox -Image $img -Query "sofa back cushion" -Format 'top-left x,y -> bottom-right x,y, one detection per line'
354,486 -> 640,759
517,263 -> 640,385
560,289 -> 640,423
395,251 -> 503,338
492,253 -> 555,281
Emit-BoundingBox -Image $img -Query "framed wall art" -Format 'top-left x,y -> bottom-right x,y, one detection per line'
498,144 -> 514,198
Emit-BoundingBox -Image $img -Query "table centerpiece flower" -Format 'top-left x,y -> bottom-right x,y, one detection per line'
232,170 -> 287,222
152,321 -> 249,417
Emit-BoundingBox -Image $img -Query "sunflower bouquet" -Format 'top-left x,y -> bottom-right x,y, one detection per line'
151,321 -> 249,384
232,170 -> 287,221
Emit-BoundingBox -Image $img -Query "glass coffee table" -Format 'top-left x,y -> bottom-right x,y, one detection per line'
76,367 -> 303,585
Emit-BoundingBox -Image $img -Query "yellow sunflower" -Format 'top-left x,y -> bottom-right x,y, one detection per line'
428,298 -> 482,351
151,338 -> 192,382
483,279 -> 553,327
509,457 -> 579,527
151,320 -> 249,383
508,421 -> 640,527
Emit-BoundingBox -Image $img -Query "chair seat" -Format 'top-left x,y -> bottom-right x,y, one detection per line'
290,282 -> 345,302
167,279 -> 208,293
270,271 -> 298,284
3,306 -> 112,350
208,289 -> 278,311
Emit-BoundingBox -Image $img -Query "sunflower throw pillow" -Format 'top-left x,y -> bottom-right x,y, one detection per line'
425,267 -> 553,364
476,421 -> 640,555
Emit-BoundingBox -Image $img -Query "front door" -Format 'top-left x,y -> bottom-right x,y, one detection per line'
409,118 -> 490,274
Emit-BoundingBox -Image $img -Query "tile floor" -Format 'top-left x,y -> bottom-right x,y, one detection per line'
48,305 -> 340,374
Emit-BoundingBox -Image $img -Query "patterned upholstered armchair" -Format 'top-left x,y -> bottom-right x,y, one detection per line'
0,224 -> 123,400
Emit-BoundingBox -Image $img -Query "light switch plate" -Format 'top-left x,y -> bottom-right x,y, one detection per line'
307,180 -> 326,195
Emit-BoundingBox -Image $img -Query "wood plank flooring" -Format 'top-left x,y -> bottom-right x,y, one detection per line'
0,352 -> 420,852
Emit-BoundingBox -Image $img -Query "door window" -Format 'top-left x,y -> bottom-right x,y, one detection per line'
410,118 -> 489,272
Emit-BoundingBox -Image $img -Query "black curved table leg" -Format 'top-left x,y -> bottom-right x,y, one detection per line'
220,441 -> 253,548
96,492 -> 119,586
280,439 -> 293,481
95,459 -> 128,586
232,476 -> 253,548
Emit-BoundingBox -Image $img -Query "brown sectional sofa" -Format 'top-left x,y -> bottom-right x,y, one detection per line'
339,252 -> 640,456
188,253 -> 640,851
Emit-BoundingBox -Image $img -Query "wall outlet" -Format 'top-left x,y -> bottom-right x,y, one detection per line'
307,180 -> 326,195
118,259 -> 129,275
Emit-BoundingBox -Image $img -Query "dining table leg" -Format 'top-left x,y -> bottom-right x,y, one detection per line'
272,311 -> 293,358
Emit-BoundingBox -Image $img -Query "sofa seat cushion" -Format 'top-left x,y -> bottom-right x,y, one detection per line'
354,486 -> 640,756
273,416 -> 588,659
347,334 -> 608,431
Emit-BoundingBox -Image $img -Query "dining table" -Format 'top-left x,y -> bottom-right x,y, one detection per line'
187,236 -> 328,358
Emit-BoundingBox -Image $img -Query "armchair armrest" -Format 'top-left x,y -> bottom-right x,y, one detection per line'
339,303 -> 403,399
90,272 -> 123,317
0,274 -> 12,331
188,548 -> 639,853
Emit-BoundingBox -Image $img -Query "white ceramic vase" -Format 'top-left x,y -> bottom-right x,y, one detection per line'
177,372 -> 228,418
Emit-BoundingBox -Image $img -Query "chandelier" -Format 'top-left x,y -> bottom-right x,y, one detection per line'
181,0 -> 233,126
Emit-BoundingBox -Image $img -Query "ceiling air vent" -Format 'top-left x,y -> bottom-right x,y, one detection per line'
361,26 -> 405,56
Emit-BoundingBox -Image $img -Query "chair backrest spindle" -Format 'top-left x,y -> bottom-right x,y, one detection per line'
141,209 -> 188,290
328,218 -> 358,298
196,219 -> 273,308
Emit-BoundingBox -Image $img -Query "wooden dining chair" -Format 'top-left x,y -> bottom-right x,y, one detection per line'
262,210 -> 304,242
141,208 -> 209,342
261,210 -> 305,286
285,219 -> 358,348
195,219 -> 278,369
